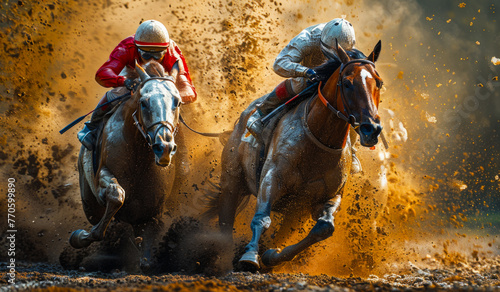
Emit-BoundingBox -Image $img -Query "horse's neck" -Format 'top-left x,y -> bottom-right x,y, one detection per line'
306,73 -> 350,149
120,93 -> 142,141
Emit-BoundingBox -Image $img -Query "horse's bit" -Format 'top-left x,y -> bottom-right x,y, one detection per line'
317,59 -> 377,129
132,76 -> 179,146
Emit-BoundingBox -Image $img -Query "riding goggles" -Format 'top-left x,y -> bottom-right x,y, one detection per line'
138,48 -> 167,61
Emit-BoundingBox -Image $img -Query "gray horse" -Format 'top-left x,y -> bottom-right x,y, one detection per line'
69,61 -> 184,271
207,41 -> 384,269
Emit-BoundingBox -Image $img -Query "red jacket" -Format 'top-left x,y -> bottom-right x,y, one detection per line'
95,36 -> 197,100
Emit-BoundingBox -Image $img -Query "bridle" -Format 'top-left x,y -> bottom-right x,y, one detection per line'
317,59 -> 377,129
132,76 -> 180,146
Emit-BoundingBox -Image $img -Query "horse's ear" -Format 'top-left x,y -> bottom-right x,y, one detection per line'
135,60 -> 150,82
367,40 -> 382,63
335,38 -> 350,64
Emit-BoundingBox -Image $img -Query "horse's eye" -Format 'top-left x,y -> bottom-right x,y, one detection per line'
141,100 -> 148,109
343,79 -> 353,89
376,80 -> 384,89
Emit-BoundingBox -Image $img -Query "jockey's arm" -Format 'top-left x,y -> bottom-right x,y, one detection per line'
169,61 -> 180,79
273,29 -> 314,79
172,59 -> 197,104
95,47 -> 129,88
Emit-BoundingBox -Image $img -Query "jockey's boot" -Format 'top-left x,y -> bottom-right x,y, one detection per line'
78,122 -> 98,151
77,93 -> 111,150
246,80 -> 294,141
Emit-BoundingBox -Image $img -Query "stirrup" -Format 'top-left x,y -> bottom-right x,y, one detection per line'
78,122 -> 97,151
246,111 -> 264,141
247,119 -> 264,141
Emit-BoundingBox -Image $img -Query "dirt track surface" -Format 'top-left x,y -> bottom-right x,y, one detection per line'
1,0 -> 500,292
1,257 -> 500,292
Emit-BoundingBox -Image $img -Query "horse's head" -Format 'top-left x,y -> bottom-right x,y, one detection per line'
134,61 -> 182,166
334,40 -> 384,147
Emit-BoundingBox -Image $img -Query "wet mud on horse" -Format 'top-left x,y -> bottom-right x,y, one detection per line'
207,41 -> 384,269
69,61 -> 185,271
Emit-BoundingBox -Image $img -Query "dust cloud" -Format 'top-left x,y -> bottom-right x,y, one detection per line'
0,0 -> 498,277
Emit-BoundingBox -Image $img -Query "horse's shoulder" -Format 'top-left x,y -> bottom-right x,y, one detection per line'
99,104 -> 130,148
276,99 -> 309,134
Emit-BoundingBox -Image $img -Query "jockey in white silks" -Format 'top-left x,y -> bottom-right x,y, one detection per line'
246,18 -> 364,173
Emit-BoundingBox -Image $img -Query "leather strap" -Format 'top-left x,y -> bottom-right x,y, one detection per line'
317,82 -> 350,123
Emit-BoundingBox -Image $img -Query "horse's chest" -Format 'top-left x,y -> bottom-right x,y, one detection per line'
297,148 -> 351,197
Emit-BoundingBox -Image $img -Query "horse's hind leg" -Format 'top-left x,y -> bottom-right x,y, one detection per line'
218,136 -> 250,237
70,166 -> 125,248
261,195 -> 342,267
219,173 -> 247,236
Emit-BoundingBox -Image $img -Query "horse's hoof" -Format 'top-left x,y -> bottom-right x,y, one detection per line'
261,248 -> 281,267
140,257 -> 151,274
69,229 -> 92,249
239,251 -> 260,269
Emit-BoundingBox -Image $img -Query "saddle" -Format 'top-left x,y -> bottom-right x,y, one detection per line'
242,86 -> 319,189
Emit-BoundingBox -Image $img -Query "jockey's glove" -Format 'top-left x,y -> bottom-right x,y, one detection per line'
305,69 -> 319,82
124,79 -> 140,91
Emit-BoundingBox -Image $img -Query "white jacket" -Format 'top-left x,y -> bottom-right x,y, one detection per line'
273,23 -> 329,78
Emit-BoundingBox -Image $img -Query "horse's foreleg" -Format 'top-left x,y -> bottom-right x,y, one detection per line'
239,210 -> 271,268
70,167 -> 125,248
239,171 -> 280,269
133,218 -> 163,272
261,195 -> 342,267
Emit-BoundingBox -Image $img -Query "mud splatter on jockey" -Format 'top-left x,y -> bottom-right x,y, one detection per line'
246,18 -> 365,174
78,20 -> 197,150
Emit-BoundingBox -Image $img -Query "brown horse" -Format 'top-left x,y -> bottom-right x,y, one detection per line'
69,61 -> 184,271
207,41 -> 383,269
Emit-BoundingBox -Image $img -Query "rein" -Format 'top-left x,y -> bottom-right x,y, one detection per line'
133,76 -> 225,140
59,92 -> 131,134
132,76 -> 180,146
317,59 -> 376,128
179,114 -> 224,137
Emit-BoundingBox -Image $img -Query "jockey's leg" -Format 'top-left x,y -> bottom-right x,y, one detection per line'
246,78 -> 297,140
78,87 -> 128,150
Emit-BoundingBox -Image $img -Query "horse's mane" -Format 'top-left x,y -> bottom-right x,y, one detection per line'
126,60 -> 166,80
314,48 -> 367,82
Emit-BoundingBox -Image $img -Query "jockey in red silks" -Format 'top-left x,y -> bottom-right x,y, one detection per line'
246,18 -> 364,174
78,20 -> 197,150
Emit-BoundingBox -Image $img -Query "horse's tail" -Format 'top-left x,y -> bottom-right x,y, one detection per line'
201,179 -> 250,222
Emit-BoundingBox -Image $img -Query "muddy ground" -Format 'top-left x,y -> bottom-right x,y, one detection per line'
1,0 -> 500,291
1,216 -> 500,291
1,256 -> 500,291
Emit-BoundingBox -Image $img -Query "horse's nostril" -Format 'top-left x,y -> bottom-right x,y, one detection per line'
152,144 -> 163,155
360,124 -> 375,135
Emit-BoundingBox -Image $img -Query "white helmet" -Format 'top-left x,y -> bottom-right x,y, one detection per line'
134,20 -> 170,48
320,18 -> 356,59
